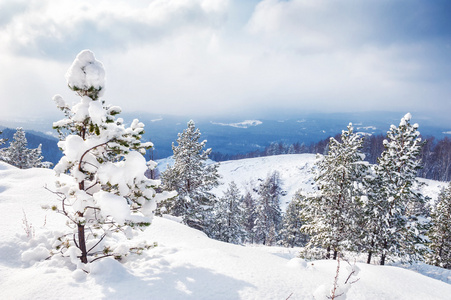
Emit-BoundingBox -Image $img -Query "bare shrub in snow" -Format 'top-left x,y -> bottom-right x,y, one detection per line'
22,209 -> 35,239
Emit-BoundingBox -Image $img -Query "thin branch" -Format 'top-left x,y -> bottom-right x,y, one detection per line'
87,233 -> 107,253
44,185 -> 65,199
90,254 -> 114,263
73,234 -> 79,248
85,181 -> 98,193
78,141 -> 110,172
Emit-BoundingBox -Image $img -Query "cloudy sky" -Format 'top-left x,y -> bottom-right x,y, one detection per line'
1,0 -> 450,124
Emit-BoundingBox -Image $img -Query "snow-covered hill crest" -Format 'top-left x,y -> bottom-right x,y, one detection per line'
213,154 -> 318,209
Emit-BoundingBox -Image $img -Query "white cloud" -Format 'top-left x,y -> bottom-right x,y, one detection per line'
0,0 -> 450,124
1,0 -> 229,59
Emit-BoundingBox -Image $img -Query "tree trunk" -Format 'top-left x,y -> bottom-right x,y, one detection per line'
367,240 -> 374,264
326,245 -> 331,259
77,223 -> 88,264
380,239 -> 388,265
333,249 -> 338,260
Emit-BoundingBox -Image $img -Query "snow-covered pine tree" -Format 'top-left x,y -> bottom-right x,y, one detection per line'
29,144 -> 49,168
253,171 -> 282,245
160,120 -> 220,232
364,113 -> 427,265
427,183 -> 451,269
279,191 -> 309,248
301,123 -> 367,259
50,50 -> 172,264
0,130 -> 6,161
242,190 -> 257,243
0,128 -> 50,168
1,128 -> 32,169
212,181 -> 246,244
0,130 -> 5,146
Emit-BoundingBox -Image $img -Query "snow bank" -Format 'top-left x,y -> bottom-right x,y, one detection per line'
1,161 -> 451,299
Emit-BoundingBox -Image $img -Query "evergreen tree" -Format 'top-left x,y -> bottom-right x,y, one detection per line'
242,191 -> 257,243
1,128 -> 32,168
253,171 -> 282,245
0,128 -> 49,168
279,191 -> 309,248
29,144 -> 48,168
0,130 -> 7,162
160,120 -> 220,232
212,181 -> 246,244
1,128 -> 29,168
50,50 -> 171,264
363,113 -> 427,265
301,123 -> 367,259
0,130 -> 6,146
427,183 -> 451,269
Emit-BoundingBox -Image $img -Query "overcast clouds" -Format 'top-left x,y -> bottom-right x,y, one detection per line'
0,0 -> 450,124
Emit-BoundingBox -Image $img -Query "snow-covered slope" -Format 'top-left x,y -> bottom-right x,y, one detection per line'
211,154 -> 443,210
213,154 -> 317,209
157,154 -> 319,210
1,161 -> 451,299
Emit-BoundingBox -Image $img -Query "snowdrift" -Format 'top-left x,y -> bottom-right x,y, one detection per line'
1,161 -> 451,299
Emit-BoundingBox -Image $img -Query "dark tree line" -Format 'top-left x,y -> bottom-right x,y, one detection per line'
211,135 -> 451,181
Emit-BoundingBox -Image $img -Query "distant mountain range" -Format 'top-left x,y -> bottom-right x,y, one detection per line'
1,111 -> 450,164
126,111 -> 451,159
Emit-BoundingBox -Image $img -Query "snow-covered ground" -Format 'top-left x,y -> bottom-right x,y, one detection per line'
1,159 -> 451,299
213,154 -> 318,210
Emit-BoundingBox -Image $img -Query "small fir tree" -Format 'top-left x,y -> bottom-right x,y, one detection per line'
0,130 -> 6,145
301,124 -> 367,259
427,183 -> 451,269
50,50 -> 172,264
160,120 -> 220,232
29,144 -> 48,168
0,128 -> 46,169
242,191 -> 257,243
279,191 -> 309,248
0,130 -> 6,161
363,113 -> 427,265
253,171 -> 282,245
212,181 -> 247,244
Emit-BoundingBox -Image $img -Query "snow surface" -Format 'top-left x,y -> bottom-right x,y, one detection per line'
1,160 -> 451,299
213,154 -> 318,210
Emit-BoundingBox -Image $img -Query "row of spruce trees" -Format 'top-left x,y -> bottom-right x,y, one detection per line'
156,120 -> 283,245
157,114 -> 451,269
293,117 -> 450,268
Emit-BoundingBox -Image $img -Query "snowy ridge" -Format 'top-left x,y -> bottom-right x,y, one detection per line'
1,161 -> 451,299
213,154 -> 318,210
211,154 -> 442,211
